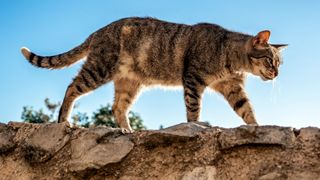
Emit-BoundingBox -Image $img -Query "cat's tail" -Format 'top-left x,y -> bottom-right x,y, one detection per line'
21,36 -> 92,69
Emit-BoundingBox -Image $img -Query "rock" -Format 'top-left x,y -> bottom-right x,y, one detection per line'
119,176 -> 142,180
0,123 -> 15,153
182,166 -> 217,180
297,127 -> 320,143
140,122 -> 208,148
288,171 -> 320,180
160,122 -> 209,137
69,127 -> 134,171
0,122 -> 319,179
258,172 -> 283,180
22,122 -> 71,162
70,126 -> 117,160
218,125 -> 296,149
8,122 -> 38,144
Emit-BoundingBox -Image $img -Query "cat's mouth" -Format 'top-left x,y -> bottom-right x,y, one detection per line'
259,70 -> 273,81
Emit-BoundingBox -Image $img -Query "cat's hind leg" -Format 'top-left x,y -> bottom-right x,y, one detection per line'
58,53 -> 115,124
112,78 -> 141,132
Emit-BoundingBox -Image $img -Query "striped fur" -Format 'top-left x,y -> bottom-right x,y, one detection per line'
21,17 -> 287,131
21,35 -> 92,69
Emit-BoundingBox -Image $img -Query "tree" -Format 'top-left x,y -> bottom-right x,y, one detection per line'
21,106 -> 50,124
72,112 -> 90,128
92,104 -> 116,127
44,98 -> 60,120
21,98 -> 146,130
91,104 -> 146,130
128,111 -> 146,130
21,98 -> 59,123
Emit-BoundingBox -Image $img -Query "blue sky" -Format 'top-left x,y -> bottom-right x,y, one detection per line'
1,0 -> 319,129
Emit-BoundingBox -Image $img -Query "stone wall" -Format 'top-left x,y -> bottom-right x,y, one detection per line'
0,122 -> 319,179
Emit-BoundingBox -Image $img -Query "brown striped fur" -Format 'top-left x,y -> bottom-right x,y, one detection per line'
21,17 -> 287,131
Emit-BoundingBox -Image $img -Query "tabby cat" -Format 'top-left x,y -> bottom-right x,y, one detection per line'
21,17 -> 287,132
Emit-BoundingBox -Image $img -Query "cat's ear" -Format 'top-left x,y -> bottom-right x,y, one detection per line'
252,30 -> 271,47
271,44 -> 288,51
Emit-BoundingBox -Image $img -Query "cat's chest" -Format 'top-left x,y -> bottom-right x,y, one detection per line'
205,71 -> 241,85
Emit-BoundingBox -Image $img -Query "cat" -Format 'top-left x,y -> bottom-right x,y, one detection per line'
21,17 -> 287,132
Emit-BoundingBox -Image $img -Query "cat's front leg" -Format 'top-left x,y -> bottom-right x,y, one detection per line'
183,73 -> 206,122
212,80 -> 258,125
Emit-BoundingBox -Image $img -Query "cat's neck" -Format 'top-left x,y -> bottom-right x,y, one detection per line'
226,36 -> 252,73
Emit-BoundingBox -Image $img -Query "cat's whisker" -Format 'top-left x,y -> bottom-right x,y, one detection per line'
269,78 -> 280,103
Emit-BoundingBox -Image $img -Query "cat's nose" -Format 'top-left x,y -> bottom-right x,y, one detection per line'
272,69 -> 278,77
265,69 -> 277,79
268,69 -> 278,77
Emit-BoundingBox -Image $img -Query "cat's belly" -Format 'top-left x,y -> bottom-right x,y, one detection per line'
116,53 -> 183,86
142,77 -> 182,87
115,65 -> 183,87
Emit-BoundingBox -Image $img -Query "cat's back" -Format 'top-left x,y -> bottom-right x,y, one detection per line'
113,17 -> 194,85
117,17 -> 193,47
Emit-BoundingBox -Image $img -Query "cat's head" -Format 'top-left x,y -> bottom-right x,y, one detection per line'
246,30 -> 287,81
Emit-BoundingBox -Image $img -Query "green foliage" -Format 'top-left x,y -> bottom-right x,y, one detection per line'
21,98 -> 60,123
21,106 -> 50,123
21,98 -> 146,130
128,111 -> 146,130
92,104 -> 116,127
72,112 -> 90,128
91,104 -> 146,130
44,98 -> 60,119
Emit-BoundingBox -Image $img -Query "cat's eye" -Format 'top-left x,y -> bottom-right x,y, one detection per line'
266,57 -> 273,64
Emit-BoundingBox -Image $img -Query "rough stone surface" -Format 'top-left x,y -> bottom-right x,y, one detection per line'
181,166 -> 217,180
69,127 -> 134,171
160,122 -> 210,137
218,125 -> 296,149
0,123 -> 15,153
22,122 -> 71,162
0,122 -> 319,179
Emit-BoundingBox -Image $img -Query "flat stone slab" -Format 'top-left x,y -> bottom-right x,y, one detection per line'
69,126 -> 134,172
218,125 -> 296,149
297,127 -> 320,142
159,122 -> 210,137
140,122 -> 209,148
22,122 -> 71,162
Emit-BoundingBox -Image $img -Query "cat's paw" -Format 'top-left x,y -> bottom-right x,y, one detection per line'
120,128 -> 134,134
58,120 -> 71,128
247,122 -> 259,126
